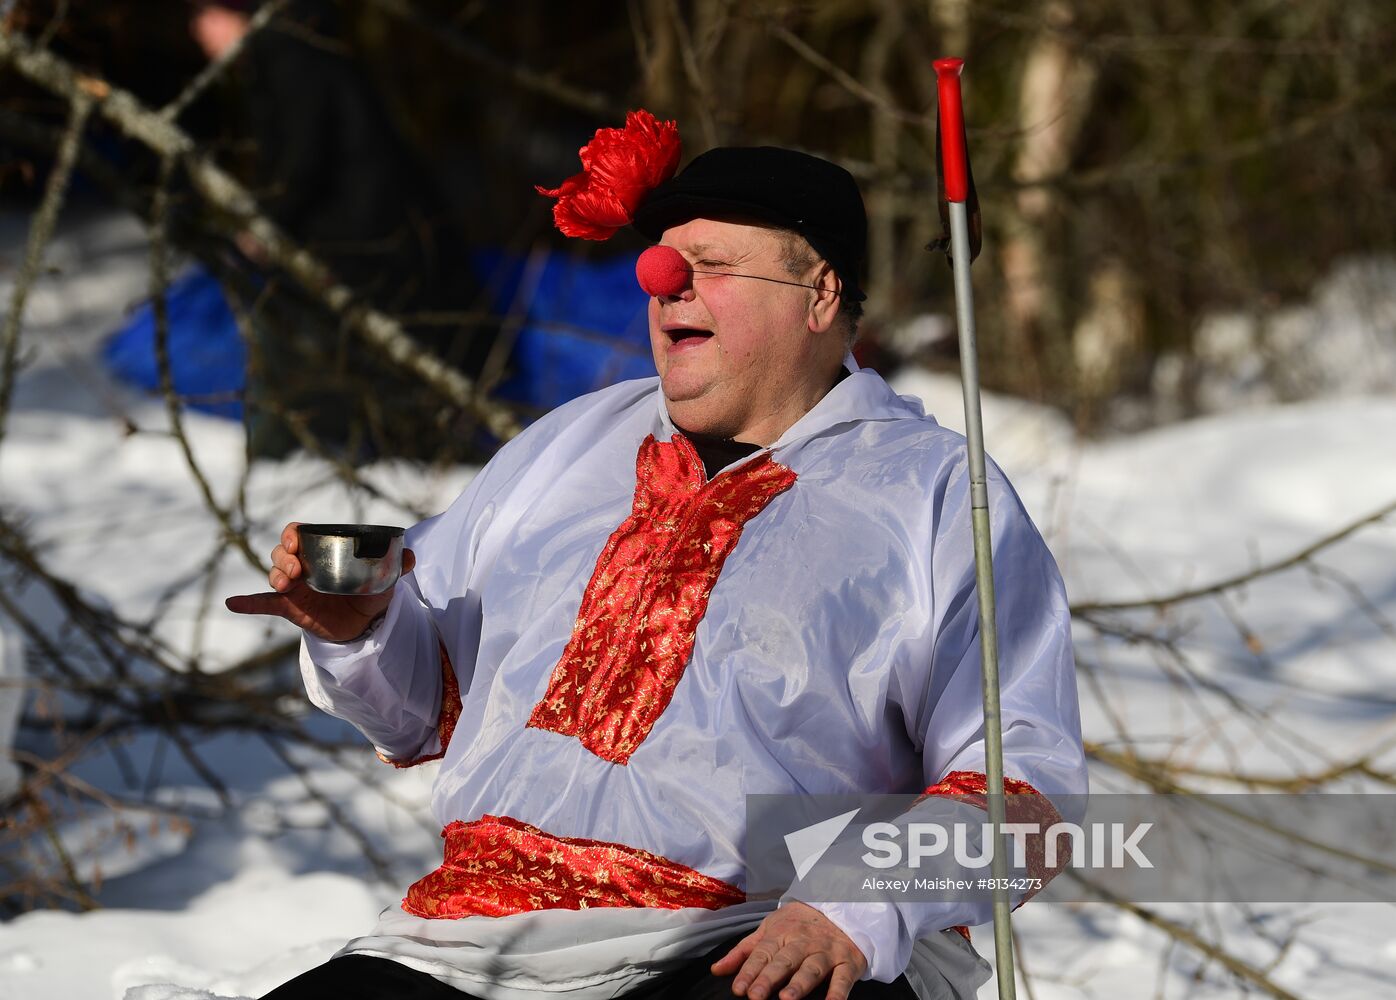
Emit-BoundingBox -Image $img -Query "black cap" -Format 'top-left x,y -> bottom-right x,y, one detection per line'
632,146 -> 868,303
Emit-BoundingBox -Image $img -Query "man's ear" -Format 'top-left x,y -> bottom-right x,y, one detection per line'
806,262 -> 842,334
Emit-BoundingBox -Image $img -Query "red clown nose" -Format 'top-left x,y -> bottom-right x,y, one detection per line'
635,245 -> 691,298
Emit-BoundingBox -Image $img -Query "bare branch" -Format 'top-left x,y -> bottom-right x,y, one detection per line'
34,0 -> 69,50
0,89 -> 91,447
666,0 -> 719,147
763,17 -> 935,133
262,736 -> 400,886
148,157 -> 266,575
1071,498 -> 1396,613
1021,60 -> 1396,194
363,0 -> 625,118
1067,873 -> 1305,1000
1089,735 -> 1396,793
21,789 -> 100,911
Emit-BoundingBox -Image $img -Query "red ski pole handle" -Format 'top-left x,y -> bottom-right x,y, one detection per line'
934,57 -> 969,204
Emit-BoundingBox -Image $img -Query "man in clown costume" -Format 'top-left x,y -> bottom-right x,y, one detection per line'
228,112 -> 1086,1000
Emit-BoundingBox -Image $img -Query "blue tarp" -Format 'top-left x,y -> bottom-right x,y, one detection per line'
102,252 -> 655,422
473,249 -> 654,410
102,265 -> 246,420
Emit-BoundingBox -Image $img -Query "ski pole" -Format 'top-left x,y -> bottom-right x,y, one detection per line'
934,55 -> 1018,1000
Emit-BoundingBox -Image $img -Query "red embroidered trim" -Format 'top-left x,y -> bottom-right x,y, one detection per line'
378,640 -> 462,769
402,814 -> 746,918
920,770 -> 1068,909
528,434 -> 796,764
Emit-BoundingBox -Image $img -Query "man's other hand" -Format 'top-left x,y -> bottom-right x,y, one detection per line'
224,521 -> 415,642
712,901 -> 868,1000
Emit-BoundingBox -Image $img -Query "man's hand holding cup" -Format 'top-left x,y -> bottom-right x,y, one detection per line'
226,522 -> 415,643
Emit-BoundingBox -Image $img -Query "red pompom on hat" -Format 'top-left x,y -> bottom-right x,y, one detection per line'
535,110 -> 681,241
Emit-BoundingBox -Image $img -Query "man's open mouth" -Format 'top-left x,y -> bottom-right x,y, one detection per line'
665,327 -> 713,347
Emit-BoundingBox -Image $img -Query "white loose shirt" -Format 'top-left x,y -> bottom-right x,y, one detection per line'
301,361 -> 1086,999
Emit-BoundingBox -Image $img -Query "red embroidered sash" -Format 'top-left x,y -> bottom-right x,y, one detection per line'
527,433 -> 797,764
402,814 -> 746,918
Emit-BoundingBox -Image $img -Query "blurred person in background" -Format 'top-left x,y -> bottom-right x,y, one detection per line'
189,0 -> 490,460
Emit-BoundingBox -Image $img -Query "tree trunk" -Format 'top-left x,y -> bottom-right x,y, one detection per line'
999,0 -> 1096,400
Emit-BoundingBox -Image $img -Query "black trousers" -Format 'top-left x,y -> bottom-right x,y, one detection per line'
261,933 -> 917,999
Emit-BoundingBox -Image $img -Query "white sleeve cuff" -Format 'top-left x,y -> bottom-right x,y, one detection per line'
297,583 -> 444,757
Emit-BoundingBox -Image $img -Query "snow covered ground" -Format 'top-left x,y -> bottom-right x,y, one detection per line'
1,210 -> 1394,999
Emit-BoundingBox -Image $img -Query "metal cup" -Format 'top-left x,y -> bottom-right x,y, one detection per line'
297,524 -> 405,596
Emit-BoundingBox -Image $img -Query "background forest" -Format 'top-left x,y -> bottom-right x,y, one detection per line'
6,0 -> 1394,430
